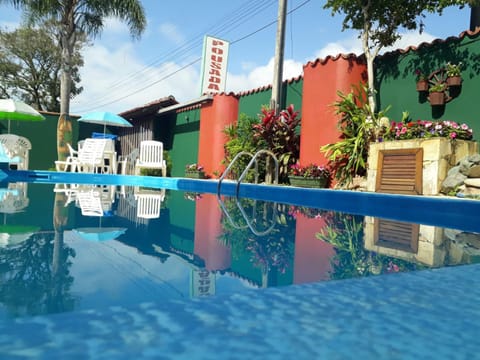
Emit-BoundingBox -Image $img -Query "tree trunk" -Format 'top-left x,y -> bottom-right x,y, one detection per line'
470,6 -> 480,31
57,37 -> 74,161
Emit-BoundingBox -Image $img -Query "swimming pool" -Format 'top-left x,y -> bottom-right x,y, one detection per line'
1,169 -> 480,358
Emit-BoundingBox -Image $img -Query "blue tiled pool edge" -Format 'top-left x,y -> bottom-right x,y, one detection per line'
4,169 -> 480,233
1,263 -> 479,359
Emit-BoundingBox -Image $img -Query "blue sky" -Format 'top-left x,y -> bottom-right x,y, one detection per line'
0,0 -> 473,115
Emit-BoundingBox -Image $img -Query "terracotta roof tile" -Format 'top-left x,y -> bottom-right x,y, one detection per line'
119,95 -> 178,118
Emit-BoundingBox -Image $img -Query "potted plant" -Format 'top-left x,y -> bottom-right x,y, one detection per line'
445,62 -> 462,86
415,69 -> 428,92
185,163 -> 205,179
428,82 -> 447,105
288,163 -> 331,188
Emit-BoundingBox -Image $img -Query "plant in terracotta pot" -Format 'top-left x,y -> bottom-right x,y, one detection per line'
288,163 -> 331,188
415,69 -> 428,91
445,62 -> 462,86
185,163 -> 205,178
428,82 -> 447,105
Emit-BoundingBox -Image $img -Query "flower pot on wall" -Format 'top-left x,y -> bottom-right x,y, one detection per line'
416,80 -> 429,92
185,170 -> 205,179
288,176 -> 328,188
428,91 -> 445,106
446,76 -> 462,87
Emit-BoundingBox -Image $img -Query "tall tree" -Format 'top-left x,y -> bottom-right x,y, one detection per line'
0,22 -> 84,112
323,0 -> 474,115
0,0 -> 146,160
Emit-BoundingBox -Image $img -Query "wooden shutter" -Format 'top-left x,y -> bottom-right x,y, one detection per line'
374,148 -> 422,253
374,219 -> 419,253
375,148 -> 423,195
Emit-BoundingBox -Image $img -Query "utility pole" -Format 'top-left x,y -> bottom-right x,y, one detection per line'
270,0 -> 287,115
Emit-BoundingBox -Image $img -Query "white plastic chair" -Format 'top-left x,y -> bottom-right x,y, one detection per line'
134,140 -> 167,176
134,188 -> 165,219
0,134 -> 31,169
76,185 -> 115,217
76,138 -> 108,173
55,143 -> 79,172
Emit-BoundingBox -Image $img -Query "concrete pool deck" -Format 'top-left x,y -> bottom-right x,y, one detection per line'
0,263 -> 479,359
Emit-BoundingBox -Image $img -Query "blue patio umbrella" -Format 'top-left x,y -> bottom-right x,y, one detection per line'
78,111 -> 132,134
72,227 -> 127,242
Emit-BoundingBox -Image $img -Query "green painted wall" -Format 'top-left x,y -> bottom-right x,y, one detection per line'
166,109 -> 201,177
238,78 -> 304,120
376,32 -> 480,141
0,113 -> 79,170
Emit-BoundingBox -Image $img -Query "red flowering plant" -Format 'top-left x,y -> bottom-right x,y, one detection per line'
289,163 -> 331,180
384,120 -> 473,141
252,104 -> 301,183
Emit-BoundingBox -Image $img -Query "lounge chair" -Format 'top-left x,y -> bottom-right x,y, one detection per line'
76,185 -> 115,217
134,140 -> 167,176
76,138 -> 109,173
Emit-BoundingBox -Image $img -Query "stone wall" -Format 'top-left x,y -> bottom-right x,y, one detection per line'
367,138 -> 478,195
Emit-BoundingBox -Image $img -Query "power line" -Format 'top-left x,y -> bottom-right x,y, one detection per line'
77,0 -> 277,107
75,0 -> 312,113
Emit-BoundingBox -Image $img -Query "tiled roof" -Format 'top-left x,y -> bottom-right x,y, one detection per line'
119,95 -> 178,119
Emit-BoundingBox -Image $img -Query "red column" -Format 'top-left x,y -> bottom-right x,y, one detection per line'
193,194 -> 231,271
293,216 -> 335,284
300,55 -> 366,167
198,94 -> 239,178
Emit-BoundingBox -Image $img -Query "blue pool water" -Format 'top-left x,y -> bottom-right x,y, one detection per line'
1,170 -> 480,358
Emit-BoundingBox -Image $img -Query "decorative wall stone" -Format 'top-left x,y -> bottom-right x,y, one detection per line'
367,138 -> 478,195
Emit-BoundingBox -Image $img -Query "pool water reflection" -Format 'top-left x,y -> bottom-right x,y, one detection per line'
0,181 -> 478,319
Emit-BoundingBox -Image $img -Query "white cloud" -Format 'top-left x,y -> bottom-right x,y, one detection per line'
158,22 -> 185,45
226,57 -> 303,94
71,30 -> 436,115
384,31 -> 437,53
71,43 -> 200,114
313,31 -> 438,60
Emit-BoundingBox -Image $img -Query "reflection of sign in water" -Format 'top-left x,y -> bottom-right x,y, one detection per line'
190,269 -> 216,297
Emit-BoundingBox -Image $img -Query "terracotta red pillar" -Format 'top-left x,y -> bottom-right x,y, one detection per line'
293,216 -> 335,284
198,94 -> 239,178
193,194 -> 231,271
300,55 -> 367,167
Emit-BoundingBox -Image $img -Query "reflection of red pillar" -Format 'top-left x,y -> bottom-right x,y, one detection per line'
198,94 -> 239,178
194,194 -> 231,271
293,215 -> 335,284
300,55 -> 366,167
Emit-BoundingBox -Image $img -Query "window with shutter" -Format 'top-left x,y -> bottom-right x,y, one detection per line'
374,148 -> 422,253
375,148 -> 423,195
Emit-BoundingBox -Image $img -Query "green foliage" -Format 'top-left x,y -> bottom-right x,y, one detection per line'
223,105 -> 301,184
445,62 -> 462,77
429,82 -> 447,92
321,84 -> 389,187
222,113 -> 260,182
252,104 -> 301,183
0,22 -> 84,112
218,199 -> 296,275
315,212 -> 424,279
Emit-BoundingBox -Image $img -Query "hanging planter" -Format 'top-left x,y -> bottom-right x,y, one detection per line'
446,75 -> 462,87
416,80 -> 429,92
428,91 -> 446,106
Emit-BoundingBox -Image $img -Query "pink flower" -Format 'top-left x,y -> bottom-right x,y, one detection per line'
450,132 -> 457,139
